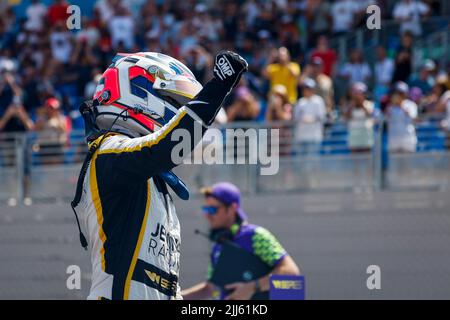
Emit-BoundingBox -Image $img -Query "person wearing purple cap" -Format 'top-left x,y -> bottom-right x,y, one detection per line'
181,182 -> 300,300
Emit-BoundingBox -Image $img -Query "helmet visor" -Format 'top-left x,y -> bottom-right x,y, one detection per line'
153,74 -> 203,106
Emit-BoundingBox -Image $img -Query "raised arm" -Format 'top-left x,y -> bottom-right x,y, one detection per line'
94,51 -> 248,179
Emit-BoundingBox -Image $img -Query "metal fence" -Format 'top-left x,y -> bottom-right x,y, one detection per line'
0,118 -> 449,203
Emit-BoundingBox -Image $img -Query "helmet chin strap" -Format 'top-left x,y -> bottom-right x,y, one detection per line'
110,123 -> 141,138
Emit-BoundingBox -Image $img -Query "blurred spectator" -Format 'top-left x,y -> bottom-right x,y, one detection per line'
226,86 -> 260,122
0,4 -> 17,50
421,82 -> 448,114
0,74 -> 33,205
300,57 -> 334,114
393,0 -> 430,37
386,82 -> 418,153
339,49 -> 371,85
0,72 -> 33,133
33,97 -> 69,164
95,0 -> 121,25
247,31 -> 272,77
243,0 -> 260,27
222,1 -> 240,42
265,85 -> 292,156
266,85 -> 292,122
293,78 -> 327,155
435,87 -> 450,148
408,59 -> 436,95
304,0 -> 332,48
177,20 -> 201,56
0,48 -> 18,74
184,46 -> 213,85
20,66 -> 41,113
0,103 -> 34,134
408,86 -> 424,106
374,46 -> 395,99
76,19 -> 101,47
25,0 -> 47,32
264,47 -> 301,105
109,5 -> 135,50
310,35 -> 337,77
278,14 -> 302,60
143,32 -> 163,53
49,21 -> 73,64
70,37 -> 100,99
47,0 -> 71,27
392,32 -> 414,84
84,69 -> 102,100
343,82 -> 375,152
192,3 -> 223,43
330,0 -> 362,36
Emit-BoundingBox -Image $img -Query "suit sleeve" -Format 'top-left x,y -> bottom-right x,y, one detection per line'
95,78 -> 230,179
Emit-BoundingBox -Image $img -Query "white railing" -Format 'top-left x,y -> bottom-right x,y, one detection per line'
0,117 -> 449,203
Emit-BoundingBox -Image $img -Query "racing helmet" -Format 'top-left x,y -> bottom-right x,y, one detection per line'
92,52 -> 203,135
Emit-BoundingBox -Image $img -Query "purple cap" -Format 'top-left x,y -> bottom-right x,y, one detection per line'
409,86 -> 423,102
235,86 -> 251,99
200,182 -> 248,221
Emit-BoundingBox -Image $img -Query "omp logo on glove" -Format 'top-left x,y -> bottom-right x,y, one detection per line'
214,56 -> 235,80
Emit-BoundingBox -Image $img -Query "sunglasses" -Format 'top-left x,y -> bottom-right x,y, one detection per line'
201,205 -> 225,215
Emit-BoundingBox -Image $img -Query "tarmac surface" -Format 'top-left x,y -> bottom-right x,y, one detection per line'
1,190 -> 449,299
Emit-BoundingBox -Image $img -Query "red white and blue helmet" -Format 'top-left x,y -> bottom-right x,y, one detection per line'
93,52 -> 203,135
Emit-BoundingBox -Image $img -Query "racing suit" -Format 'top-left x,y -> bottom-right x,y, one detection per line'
79,62 -> 244,300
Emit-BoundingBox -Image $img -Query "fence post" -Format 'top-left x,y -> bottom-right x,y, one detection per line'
442,30 -> 449,67
248,163 -> 258,195
374,28 -> 380,47
14,133 -> 25,201
412,46 -> 421,75
338,36 -> 347,66
356,29 -> 364,50
373,117 -> 384,191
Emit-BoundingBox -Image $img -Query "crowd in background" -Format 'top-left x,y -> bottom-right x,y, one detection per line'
1,0 -> 450,160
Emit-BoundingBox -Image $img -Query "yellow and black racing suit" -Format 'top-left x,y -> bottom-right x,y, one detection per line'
78,79 -> 231,300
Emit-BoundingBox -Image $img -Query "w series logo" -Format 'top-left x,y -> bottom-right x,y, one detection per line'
269,275 -> 305,300
271,280 -> 303,290
214,56 -> 235,80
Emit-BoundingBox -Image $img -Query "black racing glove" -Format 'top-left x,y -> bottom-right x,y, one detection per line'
188,51 -> 248,126
213,50 -> 248,92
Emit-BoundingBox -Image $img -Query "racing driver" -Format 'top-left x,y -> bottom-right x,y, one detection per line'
70,51 -> 248,300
